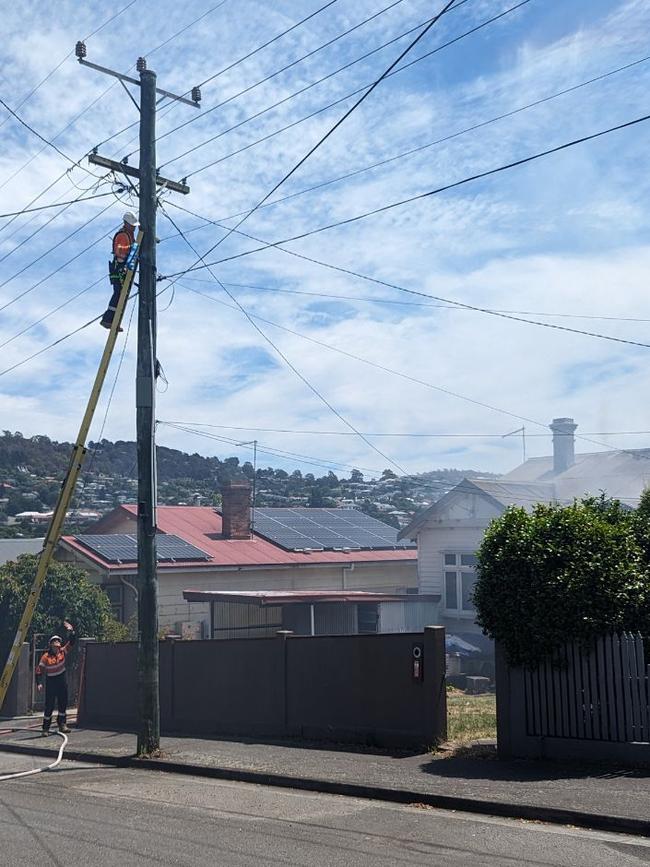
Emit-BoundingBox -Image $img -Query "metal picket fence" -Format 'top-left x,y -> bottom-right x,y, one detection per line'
524,633 -> 650,743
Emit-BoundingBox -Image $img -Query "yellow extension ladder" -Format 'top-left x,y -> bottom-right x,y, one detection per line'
0,231 -> 143,708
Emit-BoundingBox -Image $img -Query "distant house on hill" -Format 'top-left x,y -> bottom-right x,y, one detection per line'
399,418 -> 650,636
57,481 -> 423,637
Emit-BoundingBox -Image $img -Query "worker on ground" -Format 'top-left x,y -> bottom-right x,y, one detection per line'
101,211 -> 138,329
36,621 -> 75,735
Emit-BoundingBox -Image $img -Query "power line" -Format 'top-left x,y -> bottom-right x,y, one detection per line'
104,0 -> 344,156
176,278 -> 627,456
158,421 -> 386,475
154,0 -> 414,153
197,53 -> 650,224
0,174 -> 114,265
0,1 -> 230,232
0,0 -> 137,135
0,189 -> 118,220
169,0 -> 529,178
159,205 -> 409,475
158,421 -> 650,438
0,274 -> 105,350
161,111 -> 650,287
157,0 -> 480,168
162,0 -> 460,332
178,274 -> 650,324
0,199 -> 118,313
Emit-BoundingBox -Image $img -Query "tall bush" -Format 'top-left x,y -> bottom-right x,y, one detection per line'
473,496 -> 650,668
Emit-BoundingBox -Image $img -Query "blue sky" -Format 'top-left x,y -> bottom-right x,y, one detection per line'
1,0 -> 650,478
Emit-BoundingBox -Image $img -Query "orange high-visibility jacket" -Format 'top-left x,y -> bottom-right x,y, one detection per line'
35,634 -> 75,681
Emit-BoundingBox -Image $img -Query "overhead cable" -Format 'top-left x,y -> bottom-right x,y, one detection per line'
161,112 -> 650,288
178,275 -> 650,323
159,205 -> 409,475
0,200 -> 117,313
198,53 -> 650,223
162,0 -> 461,317
158,0 -> 482,167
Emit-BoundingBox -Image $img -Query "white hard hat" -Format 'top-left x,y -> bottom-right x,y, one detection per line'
123,211 -> 138,226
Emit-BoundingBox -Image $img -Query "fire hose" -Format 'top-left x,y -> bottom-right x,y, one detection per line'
0,728 -> 68,781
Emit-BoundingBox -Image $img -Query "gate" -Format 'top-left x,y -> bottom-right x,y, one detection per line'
524,633 -> 649,744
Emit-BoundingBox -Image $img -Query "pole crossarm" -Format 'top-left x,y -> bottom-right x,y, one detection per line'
0,233 -> 143,709
78,57 -> 200,108
88,154 -> 190,194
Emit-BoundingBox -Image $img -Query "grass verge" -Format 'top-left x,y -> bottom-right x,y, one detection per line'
446,689 -> 497,744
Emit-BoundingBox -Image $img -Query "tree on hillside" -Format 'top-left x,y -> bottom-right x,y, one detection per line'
0,555 -> 127,663
473,496 -> 650,668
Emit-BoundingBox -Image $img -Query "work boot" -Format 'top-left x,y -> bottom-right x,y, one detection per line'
41,730 -> 49,737
100,318 -> 123,332
58,724 -> 71,734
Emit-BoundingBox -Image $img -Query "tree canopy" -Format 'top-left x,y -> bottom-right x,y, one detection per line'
473,496 -> 650,668
0,555 -> 126,663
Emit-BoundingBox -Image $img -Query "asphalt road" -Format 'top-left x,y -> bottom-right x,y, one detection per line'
0,757 -> 648,866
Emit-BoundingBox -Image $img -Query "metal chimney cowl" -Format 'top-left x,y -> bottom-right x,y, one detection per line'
549,417 -> 577,475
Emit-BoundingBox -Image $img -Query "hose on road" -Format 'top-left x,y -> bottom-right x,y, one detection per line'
0,728 -> 68,781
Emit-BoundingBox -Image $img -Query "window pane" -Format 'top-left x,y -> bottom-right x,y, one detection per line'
462,572 -> 476,611
445,572 -> 458,609
460,553 -> 477,567
444,554 -> 456,566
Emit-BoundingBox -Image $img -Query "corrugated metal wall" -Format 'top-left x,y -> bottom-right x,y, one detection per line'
212,601 -> 283,639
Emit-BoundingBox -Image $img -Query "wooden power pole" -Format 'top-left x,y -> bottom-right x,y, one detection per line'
77,45 -> 199,755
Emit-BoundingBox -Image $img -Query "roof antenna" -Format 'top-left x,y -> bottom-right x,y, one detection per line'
502,427 -> 526,464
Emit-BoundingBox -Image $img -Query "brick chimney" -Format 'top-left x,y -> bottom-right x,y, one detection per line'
221,479 -> 251,539
549,417 -> 577,474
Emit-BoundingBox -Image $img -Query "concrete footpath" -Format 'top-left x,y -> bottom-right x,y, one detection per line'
0,720 -> 648,837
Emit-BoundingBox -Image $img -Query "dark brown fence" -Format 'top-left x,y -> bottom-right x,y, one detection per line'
78,627 -> 446,748
497,634 -> 650,764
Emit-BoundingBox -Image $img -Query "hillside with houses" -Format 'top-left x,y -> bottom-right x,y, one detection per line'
0,431 -> 494,537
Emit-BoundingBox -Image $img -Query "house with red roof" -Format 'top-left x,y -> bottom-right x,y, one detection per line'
57,480 -> 421,637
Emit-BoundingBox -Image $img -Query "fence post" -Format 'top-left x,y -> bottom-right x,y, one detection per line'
423,626 -> 446,744
276,630 -> 293,736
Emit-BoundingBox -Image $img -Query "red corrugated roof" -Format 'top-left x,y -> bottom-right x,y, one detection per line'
61,505 -> 416,571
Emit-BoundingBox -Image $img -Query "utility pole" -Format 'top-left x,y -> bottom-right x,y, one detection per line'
77,44 -> 199,756
136,63 -> 159,756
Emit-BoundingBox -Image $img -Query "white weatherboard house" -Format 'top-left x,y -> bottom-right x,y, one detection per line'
399,418 -> 650,637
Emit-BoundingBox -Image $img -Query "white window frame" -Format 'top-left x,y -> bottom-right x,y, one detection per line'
442,552 -> 477,617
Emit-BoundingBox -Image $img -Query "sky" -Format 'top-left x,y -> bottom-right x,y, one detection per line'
1,0 -> 650,480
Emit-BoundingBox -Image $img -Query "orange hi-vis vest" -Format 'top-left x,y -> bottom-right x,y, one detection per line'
112,229 -> 134,262
36,637 -> 74,680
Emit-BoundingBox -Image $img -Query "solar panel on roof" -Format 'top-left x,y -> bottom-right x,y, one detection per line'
251,508 -> 414,552
75,533 -> 211,563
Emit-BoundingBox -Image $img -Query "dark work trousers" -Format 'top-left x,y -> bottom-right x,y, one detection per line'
43,674 -> 68,731
101,260 -> 125,325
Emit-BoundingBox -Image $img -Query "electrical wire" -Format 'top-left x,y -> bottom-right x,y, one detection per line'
161,111 -> 650,288
158,422 -> 650,438
101,0 -> 341,156
0,274 -> 105,350
0,174 -> 114,266
0,199 -> 118,312
153,0 -> 408,152
159,205 -> 408,475
175,277 -> 638,457
159,421 -> 385,475
0,0 -> 137,135
178,274 -> 650,324
165,0 -> 530,178
159,0 -> 461,346
157,0 -> 477,167
0,189 -> 117,220
196,53 -> 650,225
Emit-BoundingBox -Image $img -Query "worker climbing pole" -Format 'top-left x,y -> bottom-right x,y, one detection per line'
0,230 -> 142,711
